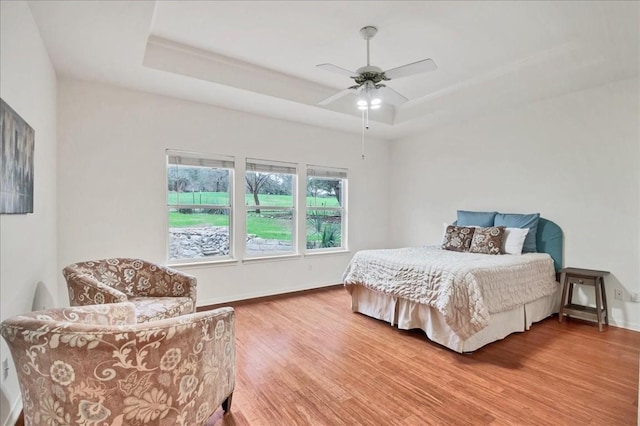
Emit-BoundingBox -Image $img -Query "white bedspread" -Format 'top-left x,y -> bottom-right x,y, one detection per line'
342,246 -> 558,340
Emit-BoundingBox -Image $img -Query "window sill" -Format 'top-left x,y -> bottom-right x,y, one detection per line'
304,249 -> 351,257
167,250 -> 349,268
169,258 -> 239,268
242,253 -> 301,264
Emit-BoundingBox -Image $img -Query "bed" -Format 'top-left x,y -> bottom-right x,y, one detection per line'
343,217 -> 563,353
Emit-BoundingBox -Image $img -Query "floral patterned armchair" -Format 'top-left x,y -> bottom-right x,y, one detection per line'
1,302 -> 235,425
63,258 -> 197,323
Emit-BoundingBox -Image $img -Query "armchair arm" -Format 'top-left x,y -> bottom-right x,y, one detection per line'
63,269 -> 128,306
1,306 -> 235,426
2,303 -> 137,328
136,261 -> 197,305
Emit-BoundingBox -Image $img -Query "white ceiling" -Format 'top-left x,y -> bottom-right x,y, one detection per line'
28,1 -> 639,140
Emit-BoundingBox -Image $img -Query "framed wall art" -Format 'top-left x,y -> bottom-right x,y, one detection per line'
1,98 -> 35,214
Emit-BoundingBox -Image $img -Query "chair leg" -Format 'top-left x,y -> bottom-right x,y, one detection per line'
222,392 -> 233,414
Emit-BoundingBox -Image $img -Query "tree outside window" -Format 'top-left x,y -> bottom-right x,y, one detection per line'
167,152 -> 234,262
245,159 -> 297,257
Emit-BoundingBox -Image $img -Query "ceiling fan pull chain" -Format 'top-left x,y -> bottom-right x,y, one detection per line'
361,109 -> 366,160
365,106 -> 370,130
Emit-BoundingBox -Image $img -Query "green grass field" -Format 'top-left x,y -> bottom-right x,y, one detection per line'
168,191 -> 340,207
169,192 -> 341,241
169,211 -> 290,240
169,210 -> 340,242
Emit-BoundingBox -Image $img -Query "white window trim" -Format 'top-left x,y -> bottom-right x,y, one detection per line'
244,159 -> 298,258
242,253 -> 302,264
166,149 -> 235,265
165,156 -> 349,265
305,166 -> 348,253
171,258 -> 239,268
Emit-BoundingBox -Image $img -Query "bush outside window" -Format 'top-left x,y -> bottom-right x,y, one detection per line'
306,166 -> 347,251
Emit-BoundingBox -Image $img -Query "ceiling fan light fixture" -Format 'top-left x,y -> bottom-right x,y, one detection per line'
317,24 -> 437,112
356,95 -> 381,110
316,25 -> 437,160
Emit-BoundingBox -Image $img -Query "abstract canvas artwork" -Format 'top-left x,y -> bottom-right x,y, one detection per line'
1,98 -> 35,214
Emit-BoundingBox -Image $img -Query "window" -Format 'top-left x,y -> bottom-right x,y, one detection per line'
245,159 -> 297,257
167,151 -> 234,262
306,166 -> 347,251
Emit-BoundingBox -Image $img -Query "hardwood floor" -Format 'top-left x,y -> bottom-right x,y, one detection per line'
11,286 -> 636,426
204,286 -> 639,426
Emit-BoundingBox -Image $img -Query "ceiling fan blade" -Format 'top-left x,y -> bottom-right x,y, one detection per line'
384,58 -> 437,80
378,86 -> 409,106
316,63 -> 358,78
318,88 -> 356,106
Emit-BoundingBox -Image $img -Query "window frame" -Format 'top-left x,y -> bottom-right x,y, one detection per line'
305,165 -> 348,253
244,158 -> 298,258
166,150 -> 235,265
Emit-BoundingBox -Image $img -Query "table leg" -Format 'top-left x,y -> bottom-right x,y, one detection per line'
600,277 -> 609,325
559,272 -> 568,323
567,280 -> 574,306
594,279 -> 604,332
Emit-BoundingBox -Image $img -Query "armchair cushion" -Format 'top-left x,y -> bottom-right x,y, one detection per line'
1,303 -> 235,426
63,258 -> 197,322
129,296 -> 195,322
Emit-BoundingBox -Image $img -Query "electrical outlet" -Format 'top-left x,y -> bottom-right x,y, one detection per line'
631,292 -> 640,303
2,358 -> 8,381
614,288 -> 623,300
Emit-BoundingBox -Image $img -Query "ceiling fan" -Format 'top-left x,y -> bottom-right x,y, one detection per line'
317,26 -> 437,109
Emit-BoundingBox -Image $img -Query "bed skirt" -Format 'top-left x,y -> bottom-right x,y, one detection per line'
349,285 -> 560,353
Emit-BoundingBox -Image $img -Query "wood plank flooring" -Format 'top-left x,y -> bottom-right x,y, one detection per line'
206,286 -> 639,426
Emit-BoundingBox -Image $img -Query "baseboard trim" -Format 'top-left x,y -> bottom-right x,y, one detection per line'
609,319 -> 640,332
197,282 -> 342,311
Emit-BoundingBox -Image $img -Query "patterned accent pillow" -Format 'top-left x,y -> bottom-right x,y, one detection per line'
442,225 -> 476,252
469,226 -> 506,255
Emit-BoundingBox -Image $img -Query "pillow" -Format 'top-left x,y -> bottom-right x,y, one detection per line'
502,227 -> 529,255
441,222 -> 450,245
469,226 -> 506,255
442,225 -> 476,252
456,210 -> 497,227
494,213 -> 540,253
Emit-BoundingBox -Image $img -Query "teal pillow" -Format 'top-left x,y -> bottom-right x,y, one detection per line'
494,213 -> 540,253
456,210 -> 497,227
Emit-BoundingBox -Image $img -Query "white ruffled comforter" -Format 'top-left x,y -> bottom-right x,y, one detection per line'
342,246 -> 558,340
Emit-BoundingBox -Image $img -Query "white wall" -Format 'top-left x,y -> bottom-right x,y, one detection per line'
0,2 -> 58,425
57,78 -> 390,306
390,78 -> 640,331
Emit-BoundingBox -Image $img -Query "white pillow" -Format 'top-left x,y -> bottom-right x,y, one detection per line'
502,227 -> 529,255
441,222 -> 451,245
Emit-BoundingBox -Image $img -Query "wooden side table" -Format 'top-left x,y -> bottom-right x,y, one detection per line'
558,267 -> 610,331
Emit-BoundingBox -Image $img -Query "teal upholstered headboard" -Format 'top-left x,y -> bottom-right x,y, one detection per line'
452,216 -> 563,272
536,218 -> 563,273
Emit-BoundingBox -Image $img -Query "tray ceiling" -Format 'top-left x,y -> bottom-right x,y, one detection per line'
28,1 -> 639,140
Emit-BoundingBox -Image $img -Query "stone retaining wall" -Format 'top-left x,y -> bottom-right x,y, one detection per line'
169,227 -> 292,260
